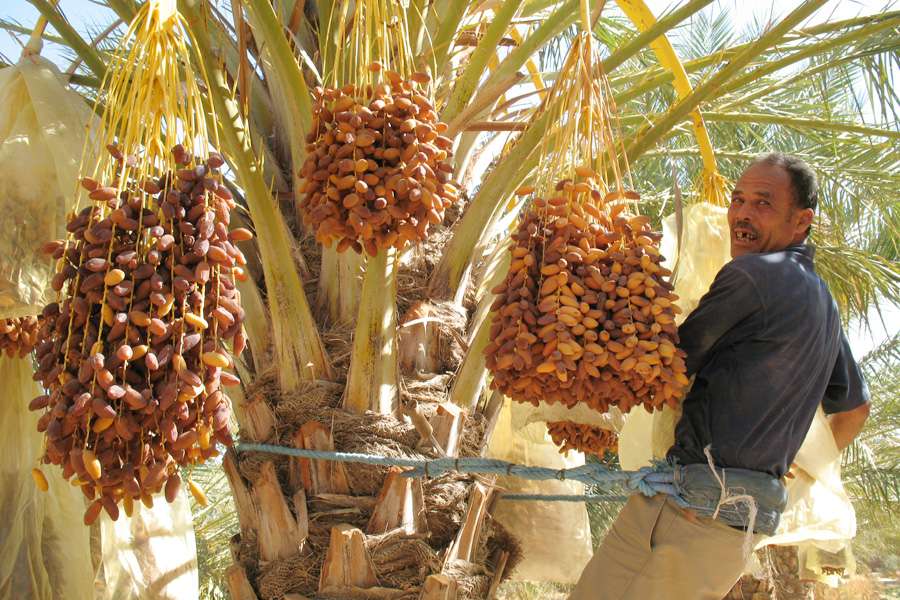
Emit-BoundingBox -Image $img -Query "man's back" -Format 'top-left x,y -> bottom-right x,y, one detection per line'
668,244 -> 864,478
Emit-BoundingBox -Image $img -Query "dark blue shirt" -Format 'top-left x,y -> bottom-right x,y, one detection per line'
667,244 -> 869,478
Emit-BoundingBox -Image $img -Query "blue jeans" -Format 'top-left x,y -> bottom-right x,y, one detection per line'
673,463 -> 788,535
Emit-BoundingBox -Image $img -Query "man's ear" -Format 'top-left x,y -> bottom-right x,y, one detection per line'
795,208 -> 814,237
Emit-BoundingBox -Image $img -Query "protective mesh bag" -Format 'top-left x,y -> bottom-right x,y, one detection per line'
619,202 -> 729,467
95,491 -> 199,600
0,57 -> 89,318
486,399 -> 594,583
0,55 -> 96,600
0,355 -> 93,600
772,408 -> 856,548
0,53 -> 201,600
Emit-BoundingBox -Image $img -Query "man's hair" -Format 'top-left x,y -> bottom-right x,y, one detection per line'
750,152 -> 818,212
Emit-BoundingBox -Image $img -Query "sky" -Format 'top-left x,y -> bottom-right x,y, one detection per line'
2,1 -> 897,69
649,0 -> 895,25
1,0 -> 896,358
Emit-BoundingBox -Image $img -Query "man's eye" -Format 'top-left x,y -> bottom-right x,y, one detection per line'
759,200 -> 770,207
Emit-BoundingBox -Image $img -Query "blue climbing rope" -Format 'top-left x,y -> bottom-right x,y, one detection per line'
234,442 -> 687,505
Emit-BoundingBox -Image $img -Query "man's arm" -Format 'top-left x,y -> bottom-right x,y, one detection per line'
823,332 -> 871,450
677,262 -> 764,375
829,404 -> 870,451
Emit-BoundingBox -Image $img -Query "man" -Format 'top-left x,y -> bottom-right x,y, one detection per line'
570,153 -> 870,600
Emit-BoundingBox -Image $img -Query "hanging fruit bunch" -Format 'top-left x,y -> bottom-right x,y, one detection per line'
0,316 -> 42,358
547,420 -> 619,456
28,0 -> 248,523
487,189 -> 688,414
298,1 -> 458,256
483,29 -> 688,456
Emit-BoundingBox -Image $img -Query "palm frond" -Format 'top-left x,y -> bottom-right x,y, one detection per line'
584,451 -> 625,545
861,330 -> 900,374
674,4 -> 734,61
609,3 -> 900,323
857,40 -> 900,124
184,457 -> 239,600
27,0 -> 107,78
0,17 -> 67,46
840,338 -> 900,566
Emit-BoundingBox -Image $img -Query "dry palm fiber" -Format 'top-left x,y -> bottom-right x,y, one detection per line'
256,547 -> 319,599
238,448 -> 510,597
422,473 -> 471,547
298,0 -> 459,256
29,0 -> 251,524
483,25 -> 688,456
320,319 -> 356,380
479,513 -> 524,579
398,301 -> 468,373
239,367 -> 482,493
306,509 -> 371,548
365,529 -> 442,589
396,199 -> 464,307
232,528 -> 260,579
401,372 -> 454,405
443,560 -> 492,599
232,364 -> 510,595
252,492 -> 498,599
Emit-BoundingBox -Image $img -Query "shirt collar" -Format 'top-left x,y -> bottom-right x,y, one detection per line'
786,243 -> 815,261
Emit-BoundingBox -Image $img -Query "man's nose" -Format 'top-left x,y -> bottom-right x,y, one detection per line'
732,202 -> 754,222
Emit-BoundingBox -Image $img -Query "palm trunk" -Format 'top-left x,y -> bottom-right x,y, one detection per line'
222,215 -> 516,600
723,546 -> 816,600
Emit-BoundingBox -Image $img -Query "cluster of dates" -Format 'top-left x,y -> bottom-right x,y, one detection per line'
485,176 -> 689,455
30,145 -> 249,522
299,66 -> 458,256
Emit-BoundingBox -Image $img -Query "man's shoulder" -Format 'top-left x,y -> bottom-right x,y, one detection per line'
723,247 -> 809,285
717,254 -> 769,286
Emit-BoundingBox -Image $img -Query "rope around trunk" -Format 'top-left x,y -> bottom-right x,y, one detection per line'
235,441 -> 761,554
235,441 -> 683,504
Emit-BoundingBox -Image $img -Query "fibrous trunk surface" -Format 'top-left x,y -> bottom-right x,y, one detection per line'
225,211 -> 520,600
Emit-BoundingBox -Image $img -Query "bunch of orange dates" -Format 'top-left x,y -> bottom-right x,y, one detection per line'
485,174 -> 689,454
299,65 -> 459,256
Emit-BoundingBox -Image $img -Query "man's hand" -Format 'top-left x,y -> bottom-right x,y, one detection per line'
828,402 -> 870,451
784,463 -> 799,480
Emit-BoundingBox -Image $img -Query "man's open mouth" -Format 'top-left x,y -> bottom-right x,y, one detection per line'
734,229 -> 758,242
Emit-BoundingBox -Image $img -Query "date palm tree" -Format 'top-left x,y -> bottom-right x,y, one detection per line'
8,0 -> 898,598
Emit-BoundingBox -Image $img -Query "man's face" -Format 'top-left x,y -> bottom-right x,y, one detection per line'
727,162 -> 814,258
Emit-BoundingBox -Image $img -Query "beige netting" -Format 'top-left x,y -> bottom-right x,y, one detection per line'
0,54 -> 96,600
94,491 -> 199,600
0,355 -> 93,600
0,57 -> 89,318
486,399 -> 594,584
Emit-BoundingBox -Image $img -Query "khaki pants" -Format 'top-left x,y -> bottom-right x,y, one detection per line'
569,494 -> 759,600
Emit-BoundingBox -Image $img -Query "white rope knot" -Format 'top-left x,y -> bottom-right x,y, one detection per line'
703,446 -> 759,559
